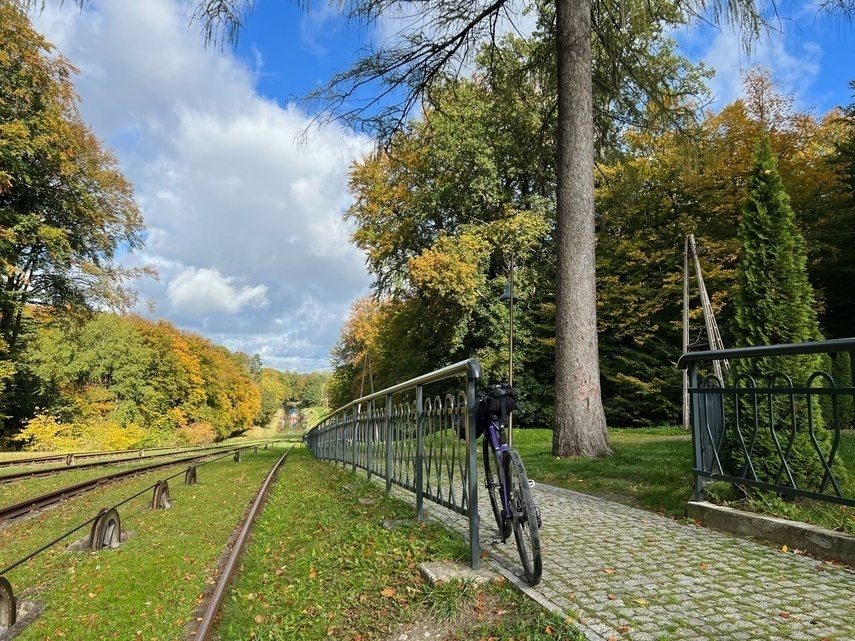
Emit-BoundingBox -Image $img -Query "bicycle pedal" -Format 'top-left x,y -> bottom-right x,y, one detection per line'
490,539 -> 503,547
528,479 -> 536,489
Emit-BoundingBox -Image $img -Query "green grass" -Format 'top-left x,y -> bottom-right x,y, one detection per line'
513,427 -> 855,534
215,448 -> 583,640
513,427 -> 694,518
2,446 -> 289,640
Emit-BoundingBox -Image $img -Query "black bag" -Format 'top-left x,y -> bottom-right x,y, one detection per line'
474,384 -> 520,439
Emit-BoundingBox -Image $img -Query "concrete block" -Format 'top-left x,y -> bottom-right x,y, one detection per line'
687,501 -> 855,567
417,561 -> 499,587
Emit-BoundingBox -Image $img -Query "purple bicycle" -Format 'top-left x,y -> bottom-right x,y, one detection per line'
478,385 -> 542,585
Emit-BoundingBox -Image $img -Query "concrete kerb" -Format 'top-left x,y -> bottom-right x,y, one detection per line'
687,500 -> 855,567
478,553 -> 608,641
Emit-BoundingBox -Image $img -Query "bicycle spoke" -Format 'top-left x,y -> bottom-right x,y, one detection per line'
483,438 -> 510,539
507,449 -> 542,585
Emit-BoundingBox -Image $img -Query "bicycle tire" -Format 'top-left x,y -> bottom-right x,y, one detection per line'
507,448 -> 542,585
482,438 -> 511,539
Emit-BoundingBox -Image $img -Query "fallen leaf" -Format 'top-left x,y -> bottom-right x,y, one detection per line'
633,599 -> 647,606
618,626 -> 630,633
254,615 -> 264,624
700,563 -> 708,569
608,595 -> 617,601
780,612 -> 791,619
381,588 -> 396,597
603,568 -> 615,574
781,545 -> 788,553
545,625 -> 554,634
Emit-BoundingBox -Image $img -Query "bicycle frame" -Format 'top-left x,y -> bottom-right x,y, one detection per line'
485,417 -> 512,535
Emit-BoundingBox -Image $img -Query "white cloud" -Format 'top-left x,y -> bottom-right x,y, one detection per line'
167,267 -> 268,315
30,0 -> 373,371
674,4 -> 830,113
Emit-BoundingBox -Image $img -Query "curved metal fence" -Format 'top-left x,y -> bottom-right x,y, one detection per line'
303,359 -> 482,569
678,339 -> 855,507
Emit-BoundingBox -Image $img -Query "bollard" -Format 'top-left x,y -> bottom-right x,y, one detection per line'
65,453 -> 74,466
233,451 -> 241,462
253,446 -> 258,454
184,466 -> 197,486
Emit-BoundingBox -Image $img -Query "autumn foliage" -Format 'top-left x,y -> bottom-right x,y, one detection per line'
11,313 -> 305,450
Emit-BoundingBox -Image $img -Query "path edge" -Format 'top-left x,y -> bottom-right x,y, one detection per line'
687,500 -> 855,567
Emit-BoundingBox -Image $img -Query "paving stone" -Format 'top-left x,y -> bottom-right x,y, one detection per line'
383,477 -> 855,641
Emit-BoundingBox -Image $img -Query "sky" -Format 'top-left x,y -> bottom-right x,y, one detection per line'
26,0 -> 855,373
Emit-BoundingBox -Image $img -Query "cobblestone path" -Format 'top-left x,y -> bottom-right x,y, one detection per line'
412,482 -> 855,641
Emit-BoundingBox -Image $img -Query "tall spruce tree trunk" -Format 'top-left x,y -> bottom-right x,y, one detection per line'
553,0 -> 611,457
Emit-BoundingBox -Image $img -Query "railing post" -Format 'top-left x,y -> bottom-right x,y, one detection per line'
467,371 -> 480,570
415,385 -> 425,522
385,394 -> 393,497
351,407 -> 357,475
366,404 -> 373,481
689,362 -> 705,502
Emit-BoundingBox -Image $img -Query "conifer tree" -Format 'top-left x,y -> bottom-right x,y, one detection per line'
730,137 -> 835,490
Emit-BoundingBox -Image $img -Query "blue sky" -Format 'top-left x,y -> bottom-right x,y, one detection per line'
28,0 -> 855,373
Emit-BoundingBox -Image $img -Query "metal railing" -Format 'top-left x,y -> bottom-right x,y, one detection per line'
303,359 -> 482,569
678,339 -> 855,507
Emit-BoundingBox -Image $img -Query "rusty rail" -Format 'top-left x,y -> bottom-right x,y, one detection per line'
0,445 -> 261,523
192,446 -> 293,640
0,444 -> 200,469
0,442 -> 257,485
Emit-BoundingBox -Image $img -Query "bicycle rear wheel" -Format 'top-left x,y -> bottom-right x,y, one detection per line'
507,449 -> 542,585
482,438 -> 511,539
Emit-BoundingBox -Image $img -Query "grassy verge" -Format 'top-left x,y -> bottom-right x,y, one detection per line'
513,427 -> 855,534
513,427 -> 694,518
1,447 -> 288,640
216,447 -> 582,640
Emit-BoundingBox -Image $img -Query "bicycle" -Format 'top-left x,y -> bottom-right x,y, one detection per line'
478,384 -> 542,585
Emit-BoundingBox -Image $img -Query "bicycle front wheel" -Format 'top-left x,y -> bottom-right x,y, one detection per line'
483,438 -> 511,539
507,448 -> 542,585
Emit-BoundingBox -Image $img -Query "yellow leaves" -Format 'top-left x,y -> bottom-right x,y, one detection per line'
380,587 -> 396,597
408,232 -> 489,306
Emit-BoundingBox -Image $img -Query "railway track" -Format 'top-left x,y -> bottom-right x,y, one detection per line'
0,444 -> 267,523
0,444 -> 203,469
0,444 -> 292,637
190,446 -> 293,640
0,441 -> 259,485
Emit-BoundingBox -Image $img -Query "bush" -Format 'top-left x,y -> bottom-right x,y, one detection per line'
175,421 -> 216,444
14,413 -> 80,451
